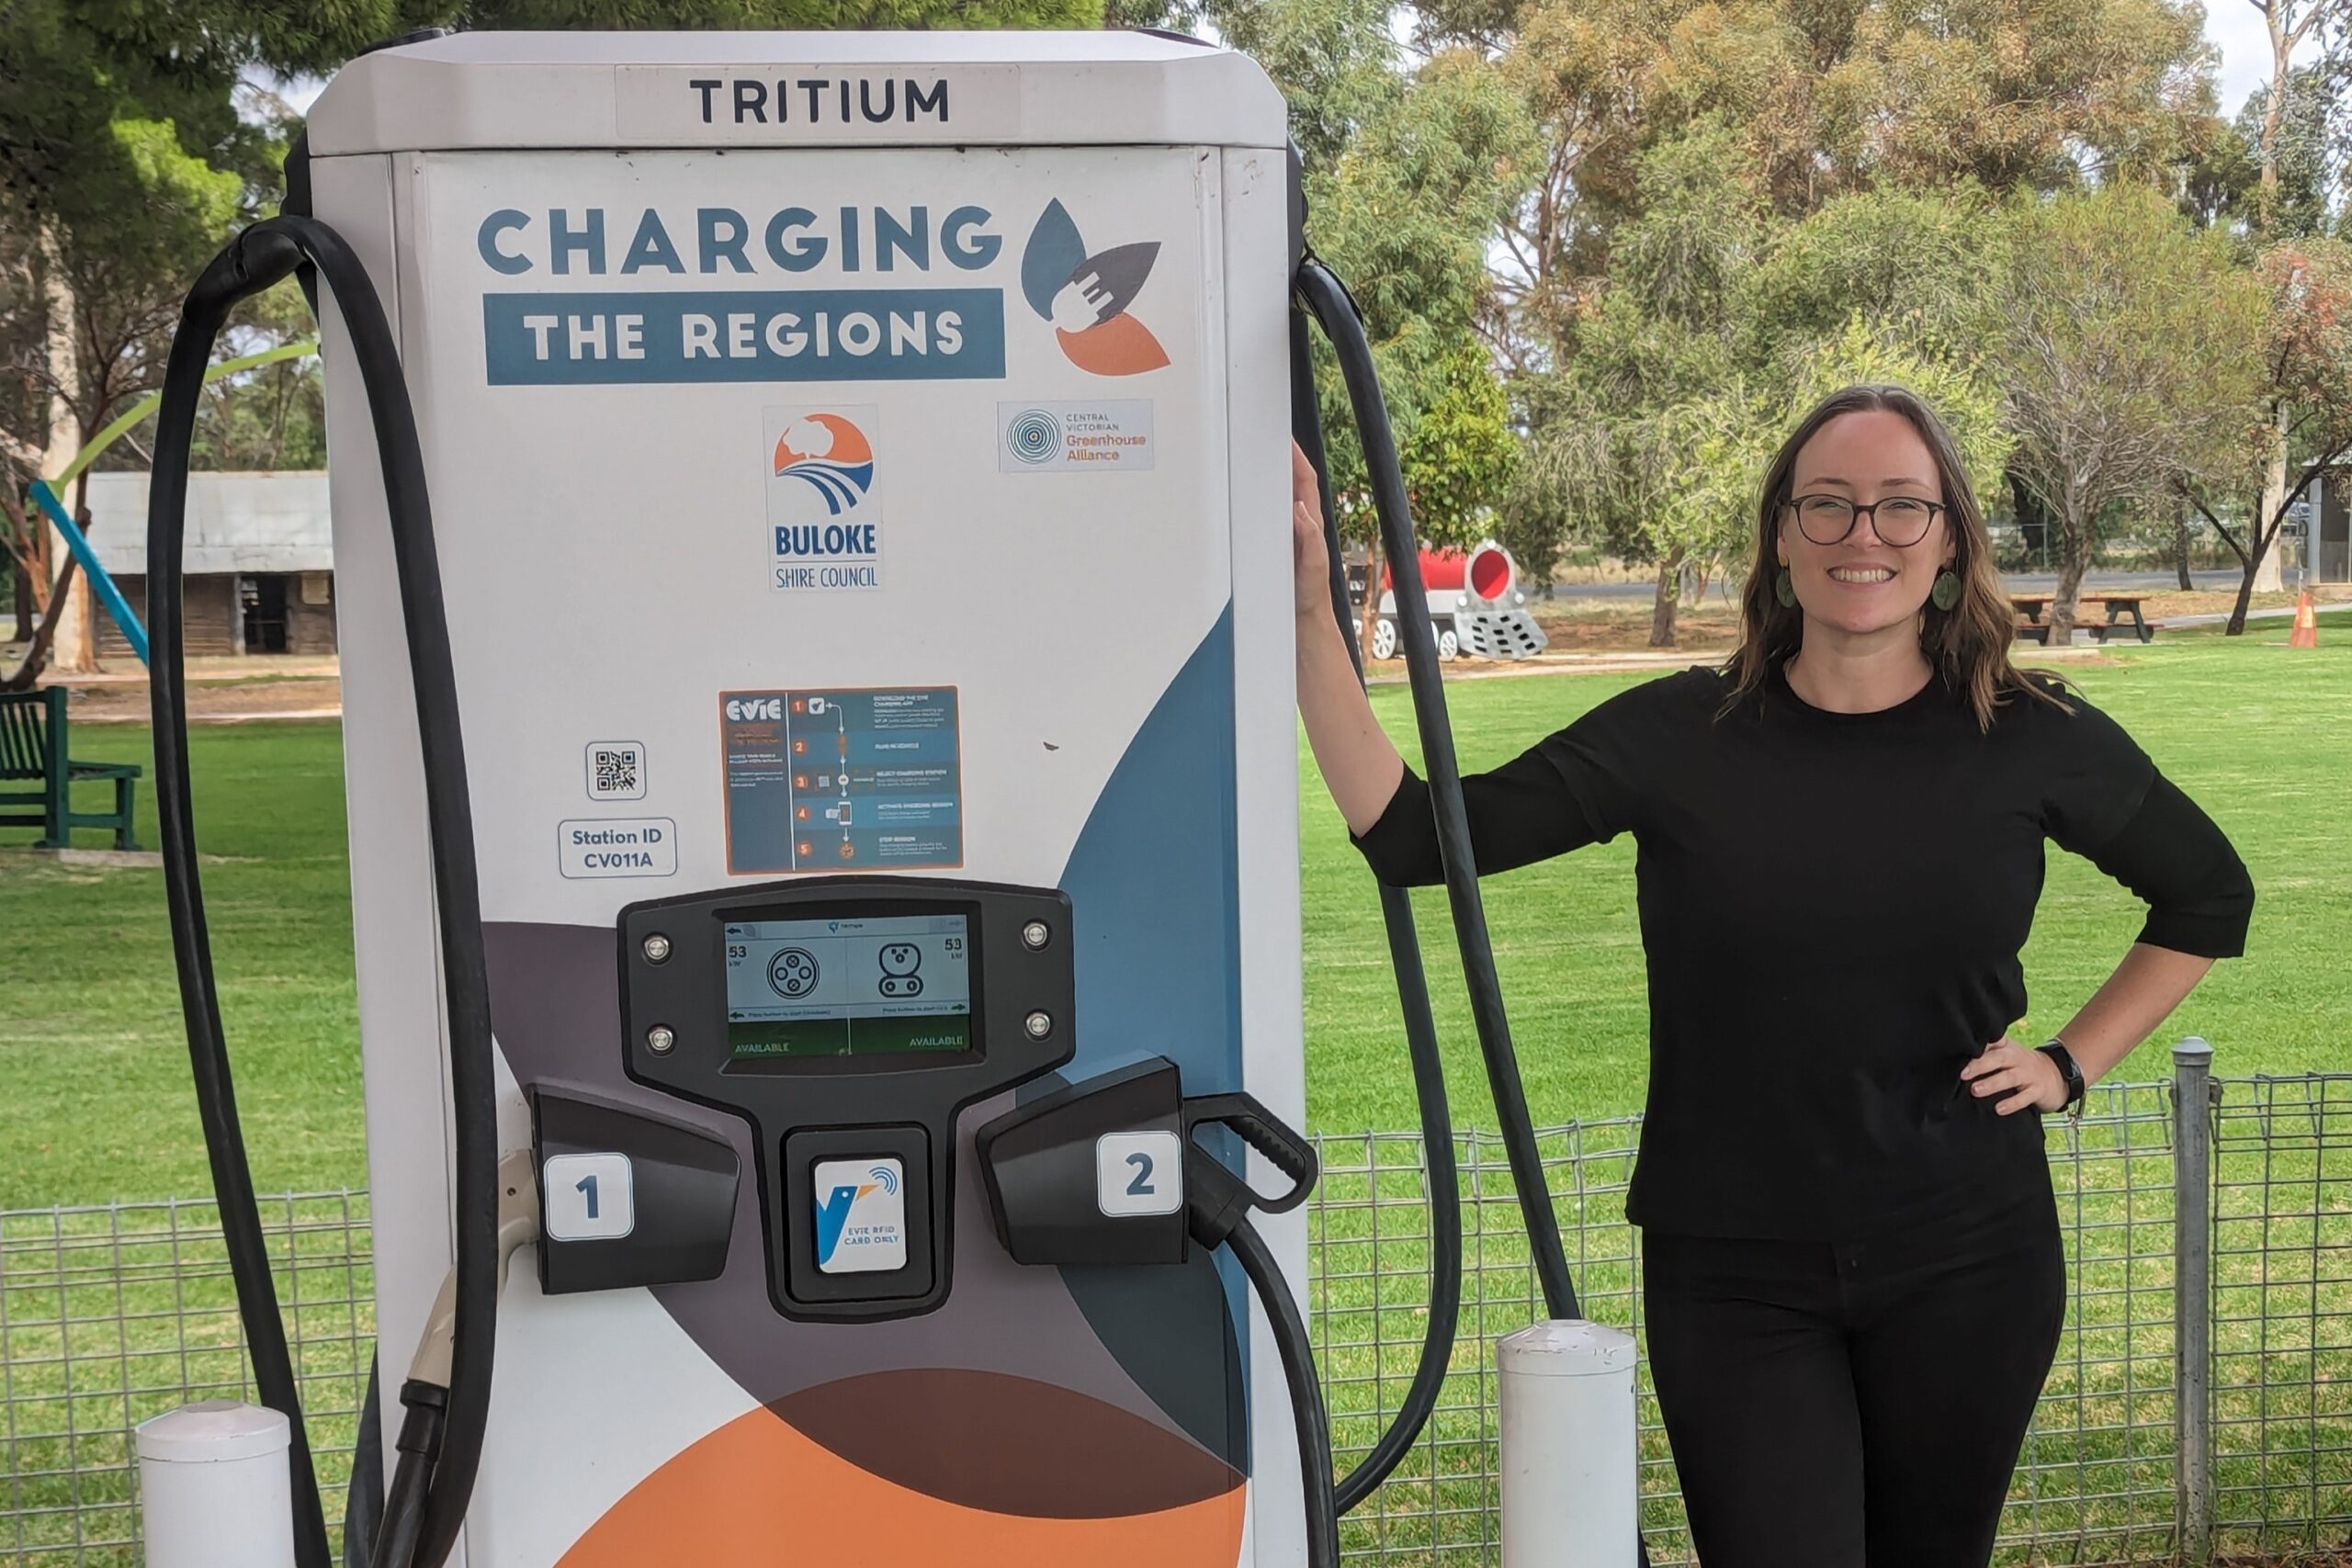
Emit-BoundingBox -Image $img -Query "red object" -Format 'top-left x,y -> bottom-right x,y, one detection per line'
1381,545 -> 1516,602
2290,590 -> 2320,649
1467,545 -> 1511,602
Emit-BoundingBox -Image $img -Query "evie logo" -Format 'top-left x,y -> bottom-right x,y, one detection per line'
812,1158 -> 908,1275
767,406 -> 883,592
726,696 -> 784,723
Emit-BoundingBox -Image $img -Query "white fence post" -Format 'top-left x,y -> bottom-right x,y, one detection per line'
1498,1319 -> 1640,1567
135,1401 -> 297,1568
2173,1037 -> 2215,1567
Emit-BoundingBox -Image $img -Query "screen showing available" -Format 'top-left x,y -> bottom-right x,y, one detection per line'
724,912 -> 973,1063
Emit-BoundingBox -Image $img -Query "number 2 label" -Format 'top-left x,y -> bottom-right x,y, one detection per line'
1096,1132 -> 1182,1218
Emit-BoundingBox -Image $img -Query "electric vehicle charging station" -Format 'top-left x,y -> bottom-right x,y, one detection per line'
140,29 -> 1638,1568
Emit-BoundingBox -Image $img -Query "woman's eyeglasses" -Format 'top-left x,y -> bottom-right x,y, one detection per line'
1784,494 -> 1945,547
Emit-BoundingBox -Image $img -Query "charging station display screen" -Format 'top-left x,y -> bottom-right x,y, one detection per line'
723,912 -> 975,1063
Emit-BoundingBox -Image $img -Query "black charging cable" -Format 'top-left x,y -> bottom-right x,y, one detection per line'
1288,302 -> 1464,1516
147,214 -> 498,1568
1297,254 -> 1650,1565
1294,254 -> 1579,1321
1227,1217 -> 1341,1568
343,1364 -> 385,1568
1180,1101 -> 1339,1568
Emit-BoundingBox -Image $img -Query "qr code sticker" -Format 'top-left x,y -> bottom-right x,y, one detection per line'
585,740 -> 646,801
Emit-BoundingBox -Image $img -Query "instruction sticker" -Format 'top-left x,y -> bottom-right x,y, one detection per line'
720,688 -> 963,874
998,400 -> 1155,472
767,405 -> 883,592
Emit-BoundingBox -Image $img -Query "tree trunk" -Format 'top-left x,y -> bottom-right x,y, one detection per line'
2008,468 -> 2060,571
2049,508 -> 2091,647
2176,502 -> 2196,592
2259,85 -> 2287,235
2254,403 -> 2289,593
2226,527 -> 2267,636
1361,536 -> 1385,654
3,552 -> 79,691
1,489 -> 43,637
38,219 -> 94,674
1649,547 -> 1684,648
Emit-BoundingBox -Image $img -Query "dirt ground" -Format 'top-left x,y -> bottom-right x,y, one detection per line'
5,654 -> 345,723
1490,581 -> 2349,660
73,677 -> 343,722
8,581 -> 2345,715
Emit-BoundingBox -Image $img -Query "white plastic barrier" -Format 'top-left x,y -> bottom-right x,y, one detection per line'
135,1401 -> 297,1568
1498,1319 -> 1641,1567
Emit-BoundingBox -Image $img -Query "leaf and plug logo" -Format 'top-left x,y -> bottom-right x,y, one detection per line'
1020,199 -> 1169,377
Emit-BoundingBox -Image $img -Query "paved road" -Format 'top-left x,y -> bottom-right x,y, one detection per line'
1545,570 -> 2246,601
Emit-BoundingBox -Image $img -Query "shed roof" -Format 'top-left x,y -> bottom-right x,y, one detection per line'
81,471 -> 334,577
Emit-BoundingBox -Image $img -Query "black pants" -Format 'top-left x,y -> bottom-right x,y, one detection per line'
1640,1188 -> 2066,1568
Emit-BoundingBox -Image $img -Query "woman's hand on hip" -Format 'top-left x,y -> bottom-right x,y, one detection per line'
1293,439 -> 1333,621
1960,1039 -> 2069,1115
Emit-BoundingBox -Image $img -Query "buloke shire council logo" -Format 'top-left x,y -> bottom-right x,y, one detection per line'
773,412 -> 876,516
767,407 -> 883,592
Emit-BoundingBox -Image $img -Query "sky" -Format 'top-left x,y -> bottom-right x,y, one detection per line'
255,6 -> 2294,138
2207,1 -> 2286,118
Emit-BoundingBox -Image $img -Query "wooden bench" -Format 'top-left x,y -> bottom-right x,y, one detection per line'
2011,593 -> 2159,645
0,688 -> 142,850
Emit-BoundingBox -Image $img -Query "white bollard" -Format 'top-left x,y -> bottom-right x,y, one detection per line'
1498,1319 -> 1640,1568
135,1400 -> 297,1568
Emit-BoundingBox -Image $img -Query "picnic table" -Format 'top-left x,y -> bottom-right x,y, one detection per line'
2011,593 -> 2158,645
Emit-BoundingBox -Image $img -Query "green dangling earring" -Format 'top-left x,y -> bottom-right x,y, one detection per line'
1774,565 -> 1797,608
1929,569 -> 1962,613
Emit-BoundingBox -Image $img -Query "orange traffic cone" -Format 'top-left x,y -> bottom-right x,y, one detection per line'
2290,590 -> 2320,649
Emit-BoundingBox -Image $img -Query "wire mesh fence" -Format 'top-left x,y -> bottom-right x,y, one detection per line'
1,1194 -> 374,1564
3,1065 -> 2346,1566
2208,1074 -> 2352,1557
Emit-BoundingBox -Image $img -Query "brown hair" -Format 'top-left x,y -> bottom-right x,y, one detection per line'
1724,383 -> 2064,729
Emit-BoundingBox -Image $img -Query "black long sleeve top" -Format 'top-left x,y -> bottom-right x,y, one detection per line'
1351,662 -> 2255,1241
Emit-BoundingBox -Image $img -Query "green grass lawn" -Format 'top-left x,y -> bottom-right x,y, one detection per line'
3,617 -> 2348,1565
1311,615 -> 2352,1134
4,615 -> 2349,1206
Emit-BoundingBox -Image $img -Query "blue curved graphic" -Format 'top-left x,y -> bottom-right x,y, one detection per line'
1022,199 -> 1089,319
1055,606 -> 1241,1094
814,1182 -> 862,1266
1053,607 -> 1251,1462
779,459 -> 876,515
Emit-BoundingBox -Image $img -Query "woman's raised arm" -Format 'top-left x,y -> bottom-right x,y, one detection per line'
1292,440 -> 1407,837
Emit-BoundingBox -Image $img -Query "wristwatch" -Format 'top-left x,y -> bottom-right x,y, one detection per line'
2038,1040 -> 2087,1123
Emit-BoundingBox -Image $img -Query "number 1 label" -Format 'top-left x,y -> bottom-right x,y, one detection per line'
544,1153 -> 635,1241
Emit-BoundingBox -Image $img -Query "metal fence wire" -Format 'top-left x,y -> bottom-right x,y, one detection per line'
3,1059 -> 2346,1567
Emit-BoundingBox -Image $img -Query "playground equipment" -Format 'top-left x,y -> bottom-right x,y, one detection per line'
139,31 -> 1637,1568
1368,542 -> 1548,661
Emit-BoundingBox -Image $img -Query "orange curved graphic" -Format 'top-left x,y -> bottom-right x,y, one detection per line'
557,1403 -> 1247,1567
1057,314 -> 1170,376
774,411 -> 874,471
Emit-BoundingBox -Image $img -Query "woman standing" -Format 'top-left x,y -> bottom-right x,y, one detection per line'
1291,386 -> 2254,1567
